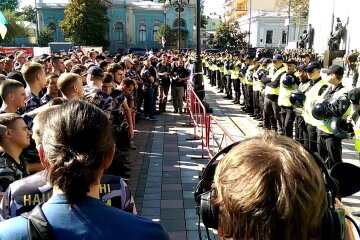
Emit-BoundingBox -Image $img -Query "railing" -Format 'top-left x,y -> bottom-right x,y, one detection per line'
186,82 -> 238,160
206,115 -> 237,159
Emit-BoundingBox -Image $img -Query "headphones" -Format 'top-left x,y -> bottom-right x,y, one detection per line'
194,140 -> 346,240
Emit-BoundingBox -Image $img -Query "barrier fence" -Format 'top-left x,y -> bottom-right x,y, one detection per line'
186,83 -> 237,159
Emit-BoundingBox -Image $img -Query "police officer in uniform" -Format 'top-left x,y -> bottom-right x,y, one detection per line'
291,64 -> 311,145
278,59 -> 300,137
223,54 -> 232,99
241,56 -> 254,112
303,62 -> 328,153
230,54 -> 241,104
313,65 -> 350,169
261,54 -> 287,131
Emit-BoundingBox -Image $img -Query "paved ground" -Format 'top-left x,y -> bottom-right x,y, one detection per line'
127,76 -> 360,240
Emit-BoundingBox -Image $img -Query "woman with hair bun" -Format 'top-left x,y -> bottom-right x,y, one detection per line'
0,100 -> 170,240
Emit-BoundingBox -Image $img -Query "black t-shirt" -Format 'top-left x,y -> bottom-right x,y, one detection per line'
171,66 -> 190,87
157,62 -> 171,85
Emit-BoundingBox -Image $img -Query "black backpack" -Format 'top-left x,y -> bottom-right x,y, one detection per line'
21,203 -> 55,240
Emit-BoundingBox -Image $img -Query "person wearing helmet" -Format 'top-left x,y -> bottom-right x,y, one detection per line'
278,59 -> 300,137
315,65 -> 350,169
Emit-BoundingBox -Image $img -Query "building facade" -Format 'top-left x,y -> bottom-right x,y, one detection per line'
200,14 -> 221,49
308,0 -> 360,53
224,0 -> 277,21
35,0 -> 196,52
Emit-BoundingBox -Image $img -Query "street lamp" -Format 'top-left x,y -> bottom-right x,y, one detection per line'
169,0 -> 189,53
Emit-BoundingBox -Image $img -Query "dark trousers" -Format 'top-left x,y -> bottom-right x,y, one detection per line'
211,70 -> 217,86
245,85 -> 254,112
317,131 -> 342,169
241,83 -> 246,104
218,72 -> 223,89
233,79 -> 240,100
137,84 -> 144,112
259,91 -> 265,117
143,86 -> 155,117
159,84 -> 170,111
294,115 -> 307,145
263,96 -> 282,131
304,123 -> 318,153
253,91 -> 262,116
280,106 -> 295,137
222,75 -> 228,93
226,77 -> 233,97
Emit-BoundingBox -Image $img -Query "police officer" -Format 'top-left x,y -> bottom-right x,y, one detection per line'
223,54 -> 232,99
278,59 -> 300,137
261,54 -> 287,131
241,56 -> 254,112
230,54 -> 241,104
303,62 -> 328,153
292,64 -> 311,145
314,65 -> 350,169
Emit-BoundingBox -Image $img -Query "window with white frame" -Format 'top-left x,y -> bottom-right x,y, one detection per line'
139,24 -> 146,42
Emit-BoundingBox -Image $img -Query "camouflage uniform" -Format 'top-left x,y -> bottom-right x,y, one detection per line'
24,90 -> 42,114
0,171 -> 136,220
83,85 -> 113,117
40,94 -> 52,106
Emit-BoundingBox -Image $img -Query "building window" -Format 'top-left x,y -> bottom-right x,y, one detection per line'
266,30 -> 273,44
282,30 -> 287,44
153,24 -> 159,41
202,40 -> 207,44
114,22 -> 124,41
48,22 -> 56,37
139,24 -> 146,42
173,18 -> 186,29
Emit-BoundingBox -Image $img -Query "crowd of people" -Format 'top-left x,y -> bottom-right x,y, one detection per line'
202,49 -> 360,172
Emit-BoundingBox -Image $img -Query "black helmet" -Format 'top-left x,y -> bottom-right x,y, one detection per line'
312,102 -> 333,120
290,90 -> 306,108
348,88 -> 360,104
257,69 -> 266,80
282,75 -> 295,89
330,117 -> 349,139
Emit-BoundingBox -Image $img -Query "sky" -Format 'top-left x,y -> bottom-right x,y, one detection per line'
20,0 -> 226,16
203,0 -> 225,16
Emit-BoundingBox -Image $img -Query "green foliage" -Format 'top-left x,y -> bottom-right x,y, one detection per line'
20,5 -> 37,23
209,20 -> 248,49
0,0 -> 19,12
275,0 -> 309,24
0,9 -> 29,43
38,26 -> 55,47
60,0 -> 109,47
200,0 -> 207,29
154,24 -> 176,48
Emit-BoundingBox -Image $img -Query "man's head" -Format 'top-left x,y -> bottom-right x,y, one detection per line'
107,63 -> 124,84
0,113 -> 31,150
21,62 -> 46,89
102,73 -> 113,95
120,78 -> 135,96
123,56 -> 134,69
15,51 -> 26,65
0,79 -> 26,109
213,132 -> 326,240
272,54 -> 284,68
70,64 -> 87,85
57,73 -> 84,99
4,58 -> 14,73
64,59 -> 74,72
45,73 -> 60,96
51,55 -> 65,73
305,62 -> 322,80
86,66 -> 104,83
322,65 -> 344,86
286,59 -> 297,74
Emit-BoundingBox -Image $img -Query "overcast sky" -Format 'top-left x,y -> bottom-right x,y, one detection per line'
203,0 -> 225,16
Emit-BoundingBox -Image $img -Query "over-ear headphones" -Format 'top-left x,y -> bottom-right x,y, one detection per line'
194,140 -> 346,240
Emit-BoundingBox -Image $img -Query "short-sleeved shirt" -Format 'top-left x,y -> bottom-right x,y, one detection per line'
0,152 -> 29,196
110,89 -> 127,127
83,85 -> 113,117
141,67 -> 153,89
0,194 -> 169,240
125,69 -> 138,81
157,62 -> 171,86
0,171 -> 136,220
171,66 -> 190,87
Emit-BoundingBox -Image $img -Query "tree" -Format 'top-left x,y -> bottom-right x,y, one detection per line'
38,26 -> 55,47
200,0 -> 208,29
154,24 -> 177,48
0,9 -> 29,44
209,20 -> 248,49
0,0 -> 19,12
275,0 -> 309,24
60,0 -> 109,47
21,5 -> 37,23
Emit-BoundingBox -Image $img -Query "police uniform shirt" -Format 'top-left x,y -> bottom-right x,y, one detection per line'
83,85 -> 113,116
0,171 -> 136,220
0,152 -> 29,196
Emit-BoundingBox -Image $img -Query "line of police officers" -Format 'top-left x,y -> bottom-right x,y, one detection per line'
202,51 -> 360,171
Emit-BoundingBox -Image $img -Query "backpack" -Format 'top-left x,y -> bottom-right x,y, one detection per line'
21,203 -> 55,240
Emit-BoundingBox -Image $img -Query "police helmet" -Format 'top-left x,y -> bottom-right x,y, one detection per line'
348,88 -> 360,104
312,102 -> 333,120
257,69 -> 267,80
330,117 -> 349,139
282,75 -> 295,89
289,89 -> 306,108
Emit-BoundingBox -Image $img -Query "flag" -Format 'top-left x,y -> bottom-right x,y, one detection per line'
0,11 -> 8,39
161,36 -> 166,48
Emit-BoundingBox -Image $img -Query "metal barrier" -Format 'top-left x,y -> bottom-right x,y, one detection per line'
186,84 -> 208,159
206,115 -> 237,159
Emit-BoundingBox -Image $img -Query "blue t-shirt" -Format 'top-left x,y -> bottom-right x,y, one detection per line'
0,194 -> 169,240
